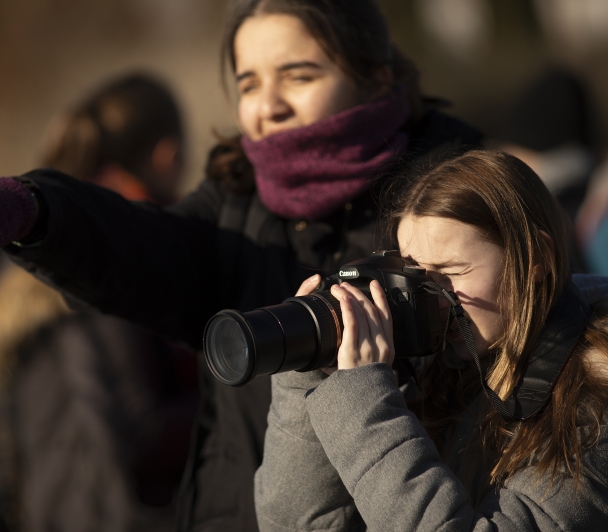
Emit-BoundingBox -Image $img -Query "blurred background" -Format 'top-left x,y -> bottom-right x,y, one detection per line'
3,0 -> 608,192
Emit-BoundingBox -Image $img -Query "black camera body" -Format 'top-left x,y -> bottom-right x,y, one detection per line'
204,250 -> 443,386
326,250 -> 442,359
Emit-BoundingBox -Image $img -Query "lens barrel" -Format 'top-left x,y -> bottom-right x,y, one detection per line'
204,251 -> 443,387
203,291 -> 342,386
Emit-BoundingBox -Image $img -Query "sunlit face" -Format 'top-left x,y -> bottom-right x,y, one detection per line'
234,14 -> 368,141
397,215 -> 505,361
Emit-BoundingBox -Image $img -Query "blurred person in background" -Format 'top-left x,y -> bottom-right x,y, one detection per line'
0,1 -> 482,530
0,74 -> 200,532
493,68 -> 602,272
523,0 -> 608,277
40,73 -> 184,205
577,161 -> 608,275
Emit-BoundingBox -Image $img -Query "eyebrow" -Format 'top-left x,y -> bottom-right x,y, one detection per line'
277,61 -> 321,72
403,256 -> 469,270
426,261 -> 470,270
236,71 -> 255,83
236,61 -> 322,82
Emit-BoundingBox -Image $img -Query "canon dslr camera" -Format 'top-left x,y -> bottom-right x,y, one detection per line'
204,250 -> 443,386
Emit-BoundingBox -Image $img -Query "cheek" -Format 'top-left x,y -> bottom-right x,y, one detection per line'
468,292 -> 503,345
456,280 -> 502,344
238,99 -> 257,139
470,306 -> 502,340
294,80 -> 362,126
292,87 -> 337,126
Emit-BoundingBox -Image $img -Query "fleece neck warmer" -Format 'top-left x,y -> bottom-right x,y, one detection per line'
241,87 -> 410,221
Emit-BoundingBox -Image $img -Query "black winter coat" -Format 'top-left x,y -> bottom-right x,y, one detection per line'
7,110 -> 482,532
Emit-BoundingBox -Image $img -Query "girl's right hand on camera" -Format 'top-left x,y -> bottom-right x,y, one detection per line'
330,281 -> 395,371
0,178 -> 38,247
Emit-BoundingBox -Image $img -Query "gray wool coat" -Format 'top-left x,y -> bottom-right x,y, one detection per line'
254,275 -> 608,531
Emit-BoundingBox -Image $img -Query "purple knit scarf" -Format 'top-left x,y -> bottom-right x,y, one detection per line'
241,88 -> 410,221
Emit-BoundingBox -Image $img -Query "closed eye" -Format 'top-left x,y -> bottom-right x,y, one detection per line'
237,77 -> 259,94
283,71 -> 318,84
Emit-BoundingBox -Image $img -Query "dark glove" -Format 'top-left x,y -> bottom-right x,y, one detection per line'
0,178 -> 38,247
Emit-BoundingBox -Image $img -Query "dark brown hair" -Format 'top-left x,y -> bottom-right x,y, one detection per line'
208,0 -> 421,192
222,0 -> 420,103
40,73 -> 182,182
386,149 -> 608,501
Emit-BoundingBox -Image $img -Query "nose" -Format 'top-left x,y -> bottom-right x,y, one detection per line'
258,83 -> 292,122
427,273 -> 453,311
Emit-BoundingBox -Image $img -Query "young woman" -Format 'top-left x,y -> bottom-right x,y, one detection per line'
255,149 -> 608,531
0,1 -> 480,530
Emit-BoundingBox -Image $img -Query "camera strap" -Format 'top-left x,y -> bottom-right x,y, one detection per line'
421,281 -> 591,421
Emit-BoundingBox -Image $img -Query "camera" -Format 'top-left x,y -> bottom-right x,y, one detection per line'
203,250 -> 443,386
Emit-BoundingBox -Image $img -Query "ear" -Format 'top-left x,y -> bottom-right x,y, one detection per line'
532,230 -> 556,282
374,64 -> 393,85
368,65 -> 394,100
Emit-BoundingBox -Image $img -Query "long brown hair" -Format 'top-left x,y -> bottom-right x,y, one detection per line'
209,0 -> 422,193
385,149 -> 608,500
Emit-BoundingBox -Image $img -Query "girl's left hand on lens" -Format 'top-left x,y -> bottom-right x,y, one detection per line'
295,274 -> 321,296
329,281 -> 394,372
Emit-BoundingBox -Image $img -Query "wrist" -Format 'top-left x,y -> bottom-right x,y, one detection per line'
0,178 -> 40,247
11,185 -> 47,247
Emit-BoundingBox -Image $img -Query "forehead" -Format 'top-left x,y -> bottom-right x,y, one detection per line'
234,14 -> 327,71
397,215 -> 498,267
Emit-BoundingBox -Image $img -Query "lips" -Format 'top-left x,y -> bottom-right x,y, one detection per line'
261,123 -> 298,138
446,326 -> 464,343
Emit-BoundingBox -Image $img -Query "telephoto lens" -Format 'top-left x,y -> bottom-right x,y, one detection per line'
203,290 -> 342,387
204,250 -> 443,386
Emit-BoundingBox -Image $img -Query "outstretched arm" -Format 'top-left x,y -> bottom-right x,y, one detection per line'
3,169 -> 222,347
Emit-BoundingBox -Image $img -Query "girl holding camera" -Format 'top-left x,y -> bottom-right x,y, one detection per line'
255,149 -> 608,531
0,1 -> 480,529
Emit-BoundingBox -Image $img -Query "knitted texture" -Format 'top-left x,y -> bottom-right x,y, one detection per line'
241,86 -> 410,221
0,178 -> 38,247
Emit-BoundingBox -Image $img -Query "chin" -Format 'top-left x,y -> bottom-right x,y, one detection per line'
447,335 -> 487,361
452,342 -> 474,362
